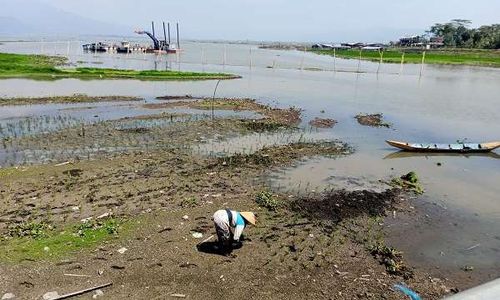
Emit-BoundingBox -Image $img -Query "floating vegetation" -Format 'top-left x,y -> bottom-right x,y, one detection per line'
391,171 -> 424,194
308,117 -> 337,128
355,113 -> 391,128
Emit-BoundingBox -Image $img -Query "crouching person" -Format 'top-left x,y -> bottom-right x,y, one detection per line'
213,209 -> 256,255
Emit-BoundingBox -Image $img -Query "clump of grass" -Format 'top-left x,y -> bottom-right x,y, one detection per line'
180,196 -> 198,208
8,222 -> 51,239
256,190 -> 280,211
219,153 -> 273,167
391,171 -> 424,194
241,120 -> 289,132
75,218 -> 120,237
369,243 -> 413,279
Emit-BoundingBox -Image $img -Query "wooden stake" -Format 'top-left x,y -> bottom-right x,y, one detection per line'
249,46 -> 252,69
399,52 -> 405,74
419,51 -> 426,77
49,282 -> 112,300
333,48 -> 336,72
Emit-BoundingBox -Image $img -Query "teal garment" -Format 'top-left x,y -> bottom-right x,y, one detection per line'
235,212 -> 245,226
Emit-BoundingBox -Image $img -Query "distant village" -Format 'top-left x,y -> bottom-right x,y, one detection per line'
312,35 -> 445,50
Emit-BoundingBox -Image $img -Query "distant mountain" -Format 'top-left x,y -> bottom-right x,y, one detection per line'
0,0 -> 127,37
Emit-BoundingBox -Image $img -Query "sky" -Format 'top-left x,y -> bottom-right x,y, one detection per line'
2,0 -> 500,42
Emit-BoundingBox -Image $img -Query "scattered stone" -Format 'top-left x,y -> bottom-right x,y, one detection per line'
170,294 -> 186,298
192,232 -> 203,238
42,291 -> 59,300
462,265 -> 474,272
71,206 -> 80,211
117,247 -> 128,254
182,215 -> 189,220
179,262 -> 198,268
96,212 -> 112,219
1,293 -> 15,300
92,289 -> 104,299
44,246 -> 50,252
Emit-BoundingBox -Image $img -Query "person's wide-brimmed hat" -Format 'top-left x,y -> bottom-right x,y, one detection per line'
240,212 -> 256,225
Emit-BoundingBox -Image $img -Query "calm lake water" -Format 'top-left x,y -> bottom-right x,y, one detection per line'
1,38 -> 499,281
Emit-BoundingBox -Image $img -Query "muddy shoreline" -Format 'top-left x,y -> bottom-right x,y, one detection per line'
0,98 -> 465,299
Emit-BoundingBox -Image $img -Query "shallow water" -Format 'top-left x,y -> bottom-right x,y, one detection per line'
1,39 -> 500,279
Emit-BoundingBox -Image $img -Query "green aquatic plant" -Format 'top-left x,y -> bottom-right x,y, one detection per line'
256,190 -> 280,211
391,171 -> 424,194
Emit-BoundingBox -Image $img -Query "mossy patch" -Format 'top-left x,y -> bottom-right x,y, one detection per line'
0,218 -> 131,262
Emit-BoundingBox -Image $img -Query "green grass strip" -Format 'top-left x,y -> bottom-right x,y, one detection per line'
0,52 -> 239,80
310,48 -> 500,67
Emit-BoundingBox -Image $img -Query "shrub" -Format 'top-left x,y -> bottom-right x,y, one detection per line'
256,190 -> 280,211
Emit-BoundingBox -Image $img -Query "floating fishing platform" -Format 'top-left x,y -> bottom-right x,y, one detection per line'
82,21 -> 181,54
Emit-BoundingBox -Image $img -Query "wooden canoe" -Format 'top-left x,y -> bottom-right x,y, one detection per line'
386,140 -> 500,153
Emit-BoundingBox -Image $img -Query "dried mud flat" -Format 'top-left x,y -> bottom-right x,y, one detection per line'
0,98 -> 460,299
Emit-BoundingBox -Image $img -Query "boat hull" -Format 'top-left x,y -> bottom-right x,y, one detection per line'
386,140 -> 500,153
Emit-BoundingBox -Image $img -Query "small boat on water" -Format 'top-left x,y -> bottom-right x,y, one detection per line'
115,41 -> 132,53
82,42 -> 110,52
386,140 -> 500,153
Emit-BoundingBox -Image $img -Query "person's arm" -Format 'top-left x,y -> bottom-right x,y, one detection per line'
233,224 -> 245,241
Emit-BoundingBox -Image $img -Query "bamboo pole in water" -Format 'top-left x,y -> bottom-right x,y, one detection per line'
333,48 -> 336,72
249,46 -> 252,69
299,46 -> 305,70
399,52 -> 405,74
377,49 -> 383,74
357,48 -> 362,72
419,51 -> 426,77
201,45 -> 205,67
223,44 -> 227,66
